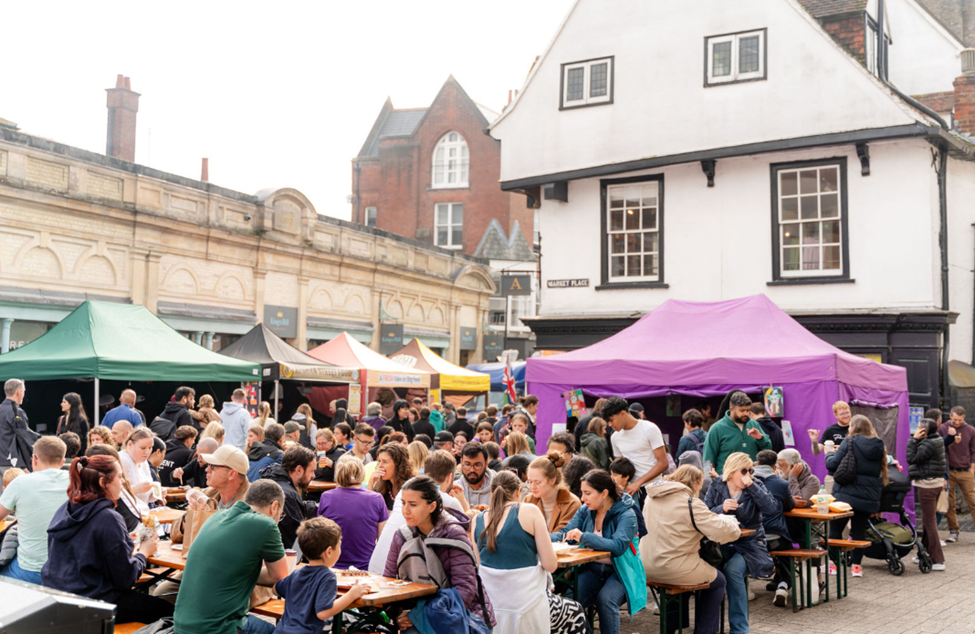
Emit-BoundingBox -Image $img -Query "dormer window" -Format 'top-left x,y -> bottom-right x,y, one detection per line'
432,132 -> 469,188
705,29 -> 767,86
560,57 -> 614,109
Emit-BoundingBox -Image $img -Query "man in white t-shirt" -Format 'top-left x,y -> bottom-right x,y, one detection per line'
0,436 -> 69,584
603,397 -> 667,501
369,450 -> 468,573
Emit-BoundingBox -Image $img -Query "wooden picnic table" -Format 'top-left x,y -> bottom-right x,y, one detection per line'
146,541 -> 186,571
163,487 -> 188,502
555,547 -> 612,569
307,480 -> 338,494
148,507 -> 185,525
782,507 -> 855,608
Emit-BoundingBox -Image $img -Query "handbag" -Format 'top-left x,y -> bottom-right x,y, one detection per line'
688,497 -> 724,568
937,488 -> 949,515
832,441 -> 858,486
180,507 -> 217,559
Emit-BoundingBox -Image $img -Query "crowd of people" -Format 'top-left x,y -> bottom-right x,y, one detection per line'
0,376 -> 971,634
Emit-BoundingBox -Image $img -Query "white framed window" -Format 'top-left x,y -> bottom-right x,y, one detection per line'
509,294 -> 534,329
772,160 -> 848,279
560,57 -> 614,109
605,179 -> 662,283
364,206 -> 377,228
705,29 -> 766,86
432,132 -> 469,188
435,202 -> 463,249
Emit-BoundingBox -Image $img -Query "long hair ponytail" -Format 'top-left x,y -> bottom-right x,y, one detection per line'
480,470 -> 522,553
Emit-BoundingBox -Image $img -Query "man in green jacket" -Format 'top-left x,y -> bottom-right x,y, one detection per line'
703,392 -> 771,473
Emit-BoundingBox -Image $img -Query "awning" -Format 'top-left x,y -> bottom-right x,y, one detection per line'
390,338 -> 489,392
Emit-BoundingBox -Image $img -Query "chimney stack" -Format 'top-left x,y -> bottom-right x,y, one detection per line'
954,49 -> 975,135
106,75 -> 140,162
201,158 -> 209,182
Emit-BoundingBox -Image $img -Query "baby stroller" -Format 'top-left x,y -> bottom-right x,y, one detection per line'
862,467 -> 931,575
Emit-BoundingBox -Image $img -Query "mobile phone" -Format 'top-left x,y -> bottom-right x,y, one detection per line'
704,461 -> 713,474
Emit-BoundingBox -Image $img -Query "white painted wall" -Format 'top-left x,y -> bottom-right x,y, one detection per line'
887,0 -> 963,96
946,157 -> 975,364
537,138 -> 941,316
491,0 -> 924,182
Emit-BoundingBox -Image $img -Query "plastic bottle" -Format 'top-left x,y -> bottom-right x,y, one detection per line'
815,485 -> 829,514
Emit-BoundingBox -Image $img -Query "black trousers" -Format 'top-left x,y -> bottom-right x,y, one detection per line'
828,510 -> 871,565
114,589 -> 174,624
766,536 -> 794,587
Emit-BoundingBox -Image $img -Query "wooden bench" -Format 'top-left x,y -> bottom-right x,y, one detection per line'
252,599 -> 284,619
137,568 -> 169,585
770,549 -> 829,612
647,580 -> 711,634
113,623 -> 146,634
826,539 -> 871,598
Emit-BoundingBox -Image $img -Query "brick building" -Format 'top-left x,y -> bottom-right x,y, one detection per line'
352,76 -> 538,359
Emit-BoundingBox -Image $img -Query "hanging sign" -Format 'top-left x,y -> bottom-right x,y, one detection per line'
764,386 -> 784,418
379,323 -> 404,354
561,388 -> 586,418
501,274 -> 531,296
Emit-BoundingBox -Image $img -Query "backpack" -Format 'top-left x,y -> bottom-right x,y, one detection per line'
689,430 -> 705,454
395,524 -> 488,620
149,415 -> 177,441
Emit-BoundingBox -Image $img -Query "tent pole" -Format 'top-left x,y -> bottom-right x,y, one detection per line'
94,378 -> 100,425
274,379 -> 280,424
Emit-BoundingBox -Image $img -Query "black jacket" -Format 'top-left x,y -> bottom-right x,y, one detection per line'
159,439 -> 192,487
178,455 -> 208,489
825,435 -> 886,513
412,418 -> 436,440
259,462 -> 317,549
0,398 -> 38,469
448,419 -> 475,442
314,446 -> 347,482
42,498 -> 147,602
754,417 -> 785,453
56,415 -> 90,455
249,439 -> 283,462
388,415 -> 415,443
161,401 -> 197,434
907,435 -> 947,482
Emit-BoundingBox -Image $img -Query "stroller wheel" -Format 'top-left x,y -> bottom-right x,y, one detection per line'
887,557 -> 905,576
918,553 -> 932,574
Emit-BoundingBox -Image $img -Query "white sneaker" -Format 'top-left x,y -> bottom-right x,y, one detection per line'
940,540 -> 947,546
911,557 -> 920,564
932,562 -> 946,571
773,587 -> 788,607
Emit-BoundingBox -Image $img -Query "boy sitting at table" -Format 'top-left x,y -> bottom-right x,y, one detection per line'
273,517 -> 368,634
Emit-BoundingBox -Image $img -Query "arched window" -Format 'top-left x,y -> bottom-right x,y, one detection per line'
432,132 -> 469,188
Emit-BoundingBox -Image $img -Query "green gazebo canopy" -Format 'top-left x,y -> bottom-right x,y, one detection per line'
0,300 -> 261,382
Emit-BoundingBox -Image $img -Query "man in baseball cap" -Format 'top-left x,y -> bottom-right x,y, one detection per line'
283,417 -> 305,446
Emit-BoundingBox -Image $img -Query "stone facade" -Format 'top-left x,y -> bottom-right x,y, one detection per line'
0,127 -> 495,364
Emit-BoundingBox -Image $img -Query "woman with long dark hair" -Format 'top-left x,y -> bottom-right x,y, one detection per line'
370,443 -> 415,510
42,455 -> 173,623
388,399 -> 415,442
57,392 -> 90,455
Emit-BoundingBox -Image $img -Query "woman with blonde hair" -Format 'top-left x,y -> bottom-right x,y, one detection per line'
120,427 -> 161,506
296,402 -> 317,449
199,421 -> 225,445
523,451 -> 581,532
256,401 -> 274,429
190,394 -> 222,427
704,452 -> 777,633
502,431 -> 534,464
474,470 -> 587,633
825,415 -> 889,578
642,465 -> 740,634
317,456 -> 388,569
407,440 -> 429,474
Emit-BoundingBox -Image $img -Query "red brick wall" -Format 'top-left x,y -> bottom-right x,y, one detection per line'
355,81 -> 532,256
821,14 -> 866,65
954,74 -> 975,135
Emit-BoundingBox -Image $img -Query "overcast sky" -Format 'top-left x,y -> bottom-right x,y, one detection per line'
3,1 -> 574,220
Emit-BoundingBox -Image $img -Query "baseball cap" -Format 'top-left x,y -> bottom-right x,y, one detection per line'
435,430 -> 455,444
629,403 -> 645,413
284,421 -> 305,433
201,445 -> 249,475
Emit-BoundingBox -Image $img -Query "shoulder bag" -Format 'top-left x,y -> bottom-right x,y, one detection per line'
688,497 -> 724,568
832,441 -> 858,486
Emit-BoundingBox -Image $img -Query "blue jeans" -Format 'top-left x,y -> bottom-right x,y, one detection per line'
0,556 -> 42,584
577,562 -> 627,634
239,614 -> 275,634
723,553 -> 749,634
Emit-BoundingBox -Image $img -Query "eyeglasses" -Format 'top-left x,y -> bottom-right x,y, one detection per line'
739,468 -> 754,476
461,462 -> 485,471
355,437 -> 372,444
206,464 -> 230,472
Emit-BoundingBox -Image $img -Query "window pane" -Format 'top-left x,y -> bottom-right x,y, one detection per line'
713,41 -> 732,76
642,183 -> 658,205
782,223 -> 800,245
590,62 -> 608,97
452,226 -> 462,246
824,245 -> 841,270
739,36 -> 760,73
627,233 -> 642,253
437,228 -> 448,245
802,247 -> 820,270
644,254 -> 658,278
448,132 -> 457,142
625,208 -> 640,230
453,204 -> 463,223
821,193 -> 839,218
801,196 -> 818,219
820,168 -> 838,193
822,220 -> 840,244
626,255 -> 641,277
781,197 -> 798,221
642,208 -> 657,230
610,209 -> 624,231
610,197 -> 624,209
799,170 -> 818,194
609,188 -> 624,205
612,235 -> 625,254
624,186 -> 641,208
611,257 -> 625,278
802,222 -> 820,245
566,68 -> 585,100
436,204 -> 448,225
781,172 -> 798,196
434,172 -> 443,185
644,232 -> 658,253
783,248 -> 800,271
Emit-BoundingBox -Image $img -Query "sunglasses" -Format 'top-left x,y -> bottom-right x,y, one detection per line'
739,468 -> 754,476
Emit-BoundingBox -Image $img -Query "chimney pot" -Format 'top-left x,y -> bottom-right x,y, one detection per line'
124,76 -> 131,89
106,75 -> 140,162
963,49 -> 975,75
201,158 -> 209,182
116,74 -> 124,88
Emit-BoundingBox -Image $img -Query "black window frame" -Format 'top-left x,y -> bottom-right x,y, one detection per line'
597,173 -> 668,290
365,206 -> 377,228
768,157 -> 852,286
703,28 -> 768,88
559,56 -> 615,111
